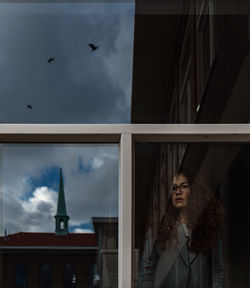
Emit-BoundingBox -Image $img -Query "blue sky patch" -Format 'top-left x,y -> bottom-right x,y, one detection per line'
77,157 -> 93,174
26,166 -> 61,197
70,222 -> 94,233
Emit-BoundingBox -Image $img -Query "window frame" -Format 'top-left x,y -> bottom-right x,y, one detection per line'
1,123 -> 250,287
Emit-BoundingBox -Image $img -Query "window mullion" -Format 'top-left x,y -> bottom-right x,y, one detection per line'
119,133 -> 133,288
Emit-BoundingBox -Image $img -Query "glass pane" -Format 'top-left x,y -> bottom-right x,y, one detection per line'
40,264 -> 52,288
134,142 -> 250,288
0,144 -> 118,288
131,1 -> 250,123
0,2 -> 134,123
63,264 -> 76,288
15,264 -> 27,288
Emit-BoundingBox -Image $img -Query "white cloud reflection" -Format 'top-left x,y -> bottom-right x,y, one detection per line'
1,144 -> 118,235
22,186 -> 57,214
73,228 -> 93,234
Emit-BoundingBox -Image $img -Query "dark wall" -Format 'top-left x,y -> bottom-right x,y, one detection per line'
1,249 -> 96,288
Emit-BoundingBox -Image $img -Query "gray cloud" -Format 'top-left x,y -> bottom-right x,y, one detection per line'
0,3 -> 134,123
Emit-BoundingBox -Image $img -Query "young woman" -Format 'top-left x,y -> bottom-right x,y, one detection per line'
138,171 -> 224,288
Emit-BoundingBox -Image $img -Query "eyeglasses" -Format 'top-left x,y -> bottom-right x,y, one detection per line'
171,183 -> 190,194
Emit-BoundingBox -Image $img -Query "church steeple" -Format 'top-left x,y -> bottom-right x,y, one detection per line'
54,168 -> 70,235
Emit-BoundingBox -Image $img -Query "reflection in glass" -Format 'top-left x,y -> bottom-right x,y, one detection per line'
40,264 -> 52,288
138,170 -> 223,288
0,2 -> 134,123
64,264 -> 77,288
131,1 -> 250,124
0,144 -> 118,288
15,264 -> 27,288
88,263 -> 100,288
134,143 -> 250,288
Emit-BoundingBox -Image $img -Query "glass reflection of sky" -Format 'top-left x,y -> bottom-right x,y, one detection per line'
2,144 -> 118,235
0,2 -> 134,123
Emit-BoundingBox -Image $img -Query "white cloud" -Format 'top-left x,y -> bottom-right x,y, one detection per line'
72,228 -> 94,234
92,157 -> 104,169
22,186 -> 57,214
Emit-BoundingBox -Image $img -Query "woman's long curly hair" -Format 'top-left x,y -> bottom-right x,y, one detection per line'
157,170 -> 223,253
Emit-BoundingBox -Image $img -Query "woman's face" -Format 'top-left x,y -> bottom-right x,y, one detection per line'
171,174 -> 191,209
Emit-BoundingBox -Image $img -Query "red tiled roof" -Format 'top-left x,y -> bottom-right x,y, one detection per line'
0,232 -> 97,247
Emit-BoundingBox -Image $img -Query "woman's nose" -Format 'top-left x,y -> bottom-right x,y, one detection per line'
175,187 -> 182,194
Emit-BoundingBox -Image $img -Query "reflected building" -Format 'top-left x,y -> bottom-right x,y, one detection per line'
0,169 -> 118,288
0,232 -> 97,288
132,1 -> 250,287
92,218 -> 118,288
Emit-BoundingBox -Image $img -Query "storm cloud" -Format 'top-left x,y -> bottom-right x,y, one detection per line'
0,2 -> 134,123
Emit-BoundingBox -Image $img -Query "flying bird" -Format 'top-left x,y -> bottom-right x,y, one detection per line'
27,105 -> 33,109
88,43 -> 99,52
47,57 -> 55,63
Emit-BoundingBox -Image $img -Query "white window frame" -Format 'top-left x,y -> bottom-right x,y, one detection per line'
1,123 -> 250,287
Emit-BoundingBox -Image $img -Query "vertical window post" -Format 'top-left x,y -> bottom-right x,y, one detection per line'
119,133 -> 132,288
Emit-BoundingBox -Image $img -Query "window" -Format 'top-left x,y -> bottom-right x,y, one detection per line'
179,29 -> 192,124
178,15 -> 196,124
88,264 -> 100,288
40,264 -> 52,288
0,2 -> 134,124
0,143 -> 118,287
63,264 -> 77,288
134,141 -> 250,288
196,0 -> 215,102
179,78 -> 192,123
0,1 -> 249,288
168,87 -> 179,123
0,124 -> 249,288
15,264 -> 27,288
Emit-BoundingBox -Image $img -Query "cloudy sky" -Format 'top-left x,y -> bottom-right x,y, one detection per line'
1,144 -> 118,234
0,1 -> 134,235
0,2 -> 134,123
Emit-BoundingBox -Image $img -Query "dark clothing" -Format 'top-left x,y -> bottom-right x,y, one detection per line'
138,223 -> 224,288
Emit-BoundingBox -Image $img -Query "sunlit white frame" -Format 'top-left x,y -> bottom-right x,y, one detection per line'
1,123 -> 250,287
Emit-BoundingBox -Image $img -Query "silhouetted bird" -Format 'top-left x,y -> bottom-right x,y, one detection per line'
27,105 -> 33,109
47,57 -> 55,63
88,43 -> 99,52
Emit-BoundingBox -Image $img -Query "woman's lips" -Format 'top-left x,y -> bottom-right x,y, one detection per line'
175,198 -> 183,203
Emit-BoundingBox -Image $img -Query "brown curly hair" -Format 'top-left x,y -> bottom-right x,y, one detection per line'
157,170 -> 223,253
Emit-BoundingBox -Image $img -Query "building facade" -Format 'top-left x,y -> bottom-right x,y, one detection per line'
0,170 -> 118,288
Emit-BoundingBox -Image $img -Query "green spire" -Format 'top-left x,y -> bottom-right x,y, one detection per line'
54,168 -> 70,235
56,168 -> 67,215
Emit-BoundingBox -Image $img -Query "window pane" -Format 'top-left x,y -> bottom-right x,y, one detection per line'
40,264 -> 52,288
0,2 -> 134,123
15,264 -> 27,288
0,144 -> 118,287
64,264 -> 76,288
132,1 -> 250,123
134,142 -> 250,288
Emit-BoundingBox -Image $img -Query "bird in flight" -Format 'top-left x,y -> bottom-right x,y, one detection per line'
47,57 -> 55,63
88,43 -> 99,52
27,105 -> 33,110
